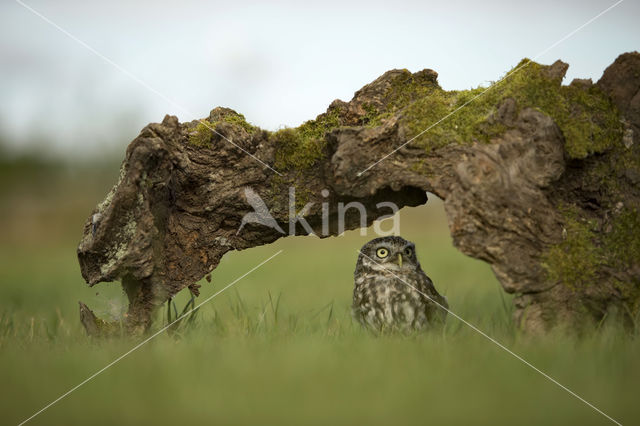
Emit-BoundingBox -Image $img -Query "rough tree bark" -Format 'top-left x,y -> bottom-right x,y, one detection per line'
78,53 -> 640,335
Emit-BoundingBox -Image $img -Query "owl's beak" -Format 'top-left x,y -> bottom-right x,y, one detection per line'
397,253 -> 403,267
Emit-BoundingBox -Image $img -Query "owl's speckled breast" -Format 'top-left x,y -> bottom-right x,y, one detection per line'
353,269 -> 436,331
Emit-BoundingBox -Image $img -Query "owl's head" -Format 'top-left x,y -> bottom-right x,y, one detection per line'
356,236 -> 419,272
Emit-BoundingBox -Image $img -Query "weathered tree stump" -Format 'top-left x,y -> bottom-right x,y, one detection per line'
78,52 -> 640,335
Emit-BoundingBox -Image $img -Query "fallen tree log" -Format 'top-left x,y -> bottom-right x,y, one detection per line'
78,52 -> 640,335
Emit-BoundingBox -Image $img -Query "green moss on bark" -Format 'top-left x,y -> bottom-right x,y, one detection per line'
272,107 -> 343,171
362,102 -> 382,127
371,60 -> 623,156
192,59 -> 623,170
189,112 -> 257,147
543,205 -> 640,294
542,205 -> 601,288
605,208 -> 640,268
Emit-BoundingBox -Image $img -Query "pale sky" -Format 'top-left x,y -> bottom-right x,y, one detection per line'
0,0 -> 638,158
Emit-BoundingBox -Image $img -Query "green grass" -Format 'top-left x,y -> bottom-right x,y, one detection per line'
1,167 -> 639,425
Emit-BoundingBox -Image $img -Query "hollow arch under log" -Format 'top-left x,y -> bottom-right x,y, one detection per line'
78,53 -> 640,335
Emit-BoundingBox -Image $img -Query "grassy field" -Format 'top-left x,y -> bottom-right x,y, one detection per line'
0,163 -> 638,425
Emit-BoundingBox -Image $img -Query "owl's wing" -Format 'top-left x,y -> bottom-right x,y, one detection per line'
418,274 -> 441,303
418,272 -> 449,322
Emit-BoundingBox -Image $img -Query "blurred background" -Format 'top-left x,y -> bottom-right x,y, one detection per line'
1,0 -> 639,425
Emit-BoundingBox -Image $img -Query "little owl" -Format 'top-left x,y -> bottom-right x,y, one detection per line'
352,236 -> 448,331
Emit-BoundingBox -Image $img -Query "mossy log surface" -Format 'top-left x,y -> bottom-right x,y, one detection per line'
78,52 -> 640,335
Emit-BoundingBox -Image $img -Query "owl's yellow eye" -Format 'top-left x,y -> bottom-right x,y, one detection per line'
376,248 -> 389,258
404,247 -> 413,257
